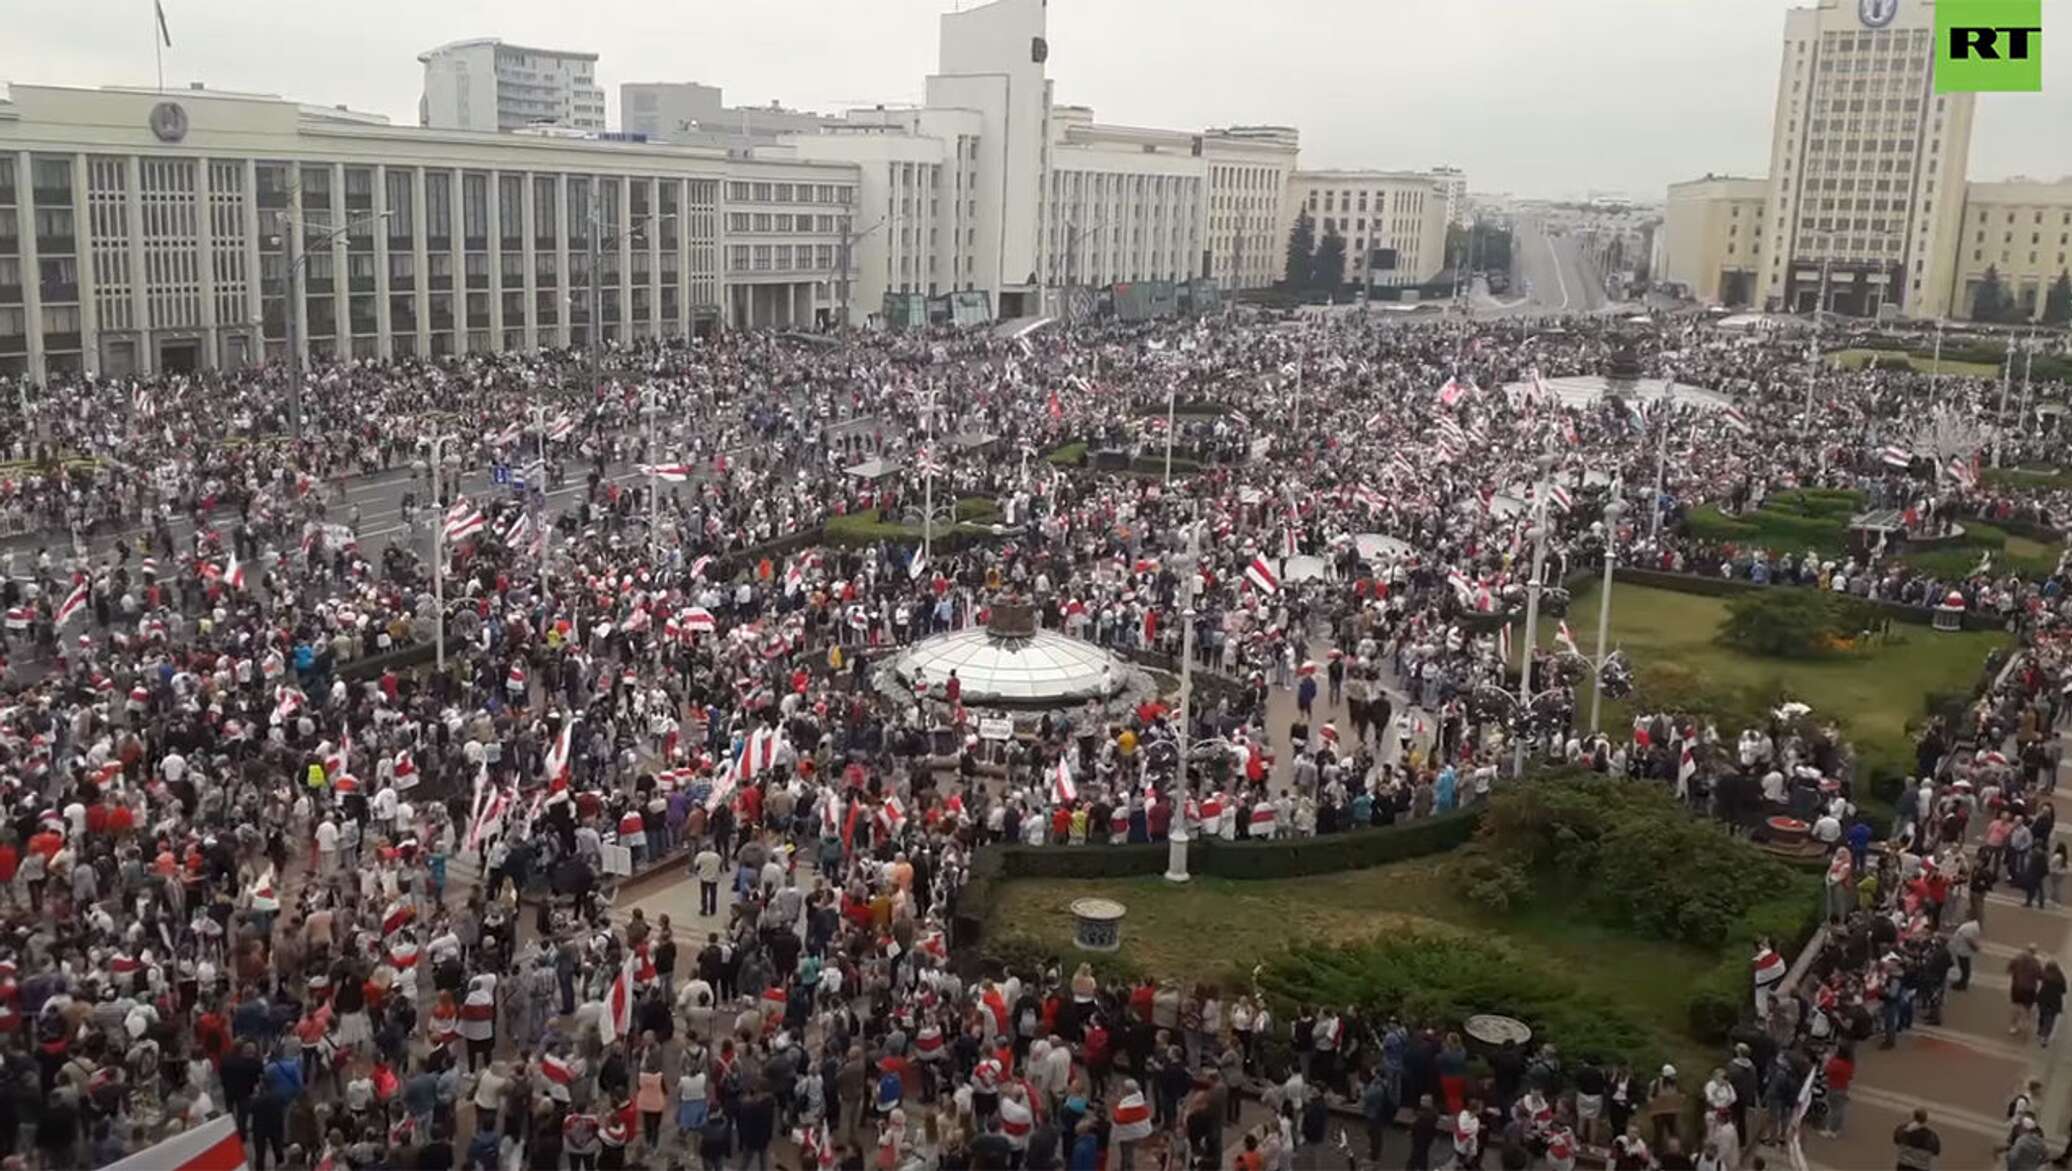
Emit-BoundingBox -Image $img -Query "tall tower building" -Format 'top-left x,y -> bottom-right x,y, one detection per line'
419,39 -> 606,133
1759,0 -> 1975,319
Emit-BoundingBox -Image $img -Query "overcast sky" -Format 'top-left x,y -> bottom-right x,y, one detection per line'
4,0 -> 2067,200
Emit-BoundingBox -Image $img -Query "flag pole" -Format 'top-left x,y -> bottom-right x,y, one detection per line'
153,0 -> 164,92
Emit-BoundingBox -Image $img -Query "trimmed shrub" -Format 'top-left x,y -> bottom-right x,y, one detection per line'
1716,589 -> 1876,659
1259,933 -> 1660,1068
1465,775 -> 1804,948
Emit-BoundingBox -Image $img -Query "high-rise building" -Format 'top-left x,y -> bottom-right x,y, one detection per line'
419,39 -> 607,133
1758,0 -> 1974,318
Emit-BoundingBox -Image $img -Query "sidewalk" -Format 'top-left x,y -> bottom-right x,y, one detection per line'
1799,730 -> 2072,1171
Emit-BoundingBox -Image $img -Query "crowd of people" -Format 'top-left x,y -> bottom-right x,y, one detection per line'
0,305 -> 2063,1171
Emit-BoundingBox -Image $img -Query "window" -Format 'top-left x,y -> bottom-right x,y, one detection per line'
462,173 -> 488,239
424,172 -> 452,239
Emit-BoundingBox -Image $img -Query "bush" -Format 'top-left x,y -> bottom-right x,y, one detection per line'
1466,775 -> 1805,948
1716,589 -> 1876,659
1632,662 -> 1777,733
1045,442 -> 1088,466
1258,933 -> 1660,1069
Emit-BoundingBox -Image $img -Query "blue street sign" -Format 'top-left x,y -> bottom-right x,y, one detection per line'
491,464 -> 510,486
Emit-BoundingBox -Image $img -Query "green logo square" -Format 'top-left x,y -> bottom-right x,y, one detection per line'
1937,0 -> 2044,92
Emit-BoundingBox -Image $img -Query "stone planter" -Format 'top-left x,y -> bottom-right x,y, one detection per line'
1071,897 -> 1126,952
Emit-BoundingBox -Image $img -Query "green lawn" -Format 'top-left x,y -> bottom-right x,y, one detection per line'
991,858 -> 1719,1074
1830,347 -> 2001,378
1984,465 -> 2072,493
1553,582 -> 2005,779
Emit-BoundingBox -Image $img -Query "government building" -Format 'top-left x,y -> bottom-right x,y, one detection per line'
1661,0 -> 2072,321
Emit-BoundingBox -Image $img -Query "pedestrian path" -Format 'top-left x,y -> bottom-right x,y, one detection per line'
1799,727 -> 2072,1170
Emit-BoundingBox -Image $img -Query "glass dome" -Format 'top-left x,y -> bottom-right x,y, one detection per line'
891,602 -> 1126,706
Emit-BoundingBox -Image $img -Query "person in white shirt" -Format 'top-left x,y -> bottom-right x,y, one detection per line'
315,816 -> 341,875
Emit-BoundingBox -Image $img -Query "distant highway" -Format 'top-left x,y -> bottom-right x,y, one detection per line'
1476,215 -> 1611,318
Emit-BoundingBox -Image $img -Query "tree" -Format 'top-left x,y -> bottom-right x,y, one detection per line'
1312,226 -> 1347,293
1284,210 -> 1317,288
1716,590 -> 1874,659
1972,265 -> 2017,323
2045,271 -> 2072,326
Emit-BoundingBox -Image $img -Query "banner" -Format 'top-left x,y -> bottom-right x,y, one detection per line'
103,1114 -> 248,1171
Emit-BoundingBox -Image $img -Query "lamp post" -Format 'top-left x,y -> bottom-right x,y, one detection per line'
276,208 -> 393,440
1163,382 -> 1179,487
1166,499 -> 1203,883
584,210 -> 674,393
527,404 -> 552,583
915,384 -> 943,562
1648,379 -> 1675,550
429,432 -> 459,672
835,217 -> 885,329
2016,328 -> 2037,459
640,385 -> 664,564
1993,339 -> 2015,467
1800,258 -> 1830,441
1591,482 -> 1626,734
1514,452 -> 1557,776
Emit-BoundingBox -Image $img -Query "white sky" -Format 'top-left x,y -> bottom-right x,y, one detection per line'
3,0 -> 2067,200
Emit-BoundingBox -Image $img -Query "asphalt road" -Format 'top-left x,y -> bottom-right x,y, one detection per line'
1480,215 -> 1611,318
2,450 -> 663,584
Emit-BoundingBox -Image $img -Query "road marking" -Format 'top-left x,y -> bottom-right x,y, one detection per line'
1545,232 -> 1572,313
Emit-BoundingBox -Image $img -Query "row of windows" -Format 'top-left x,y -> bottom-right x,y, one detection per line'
724,182 -> 854,205
723,244 -> 841,273
725,213 -> 847,234
1978,209 -> 2072,226
1307,188 -> 1426,215
1972,250 -> 2071,269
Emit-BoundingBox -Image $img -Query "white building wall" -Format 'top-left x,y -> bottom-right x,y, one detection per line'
418,42 -> 502,132
1661,176 -> 1769,304
0,84 -> 851,381
1951,179 -> 2072,321
1287,171 -> 1449,286
420,40 -> 604,133
929,0 -> 1049,313
1201,128 -> 1300,292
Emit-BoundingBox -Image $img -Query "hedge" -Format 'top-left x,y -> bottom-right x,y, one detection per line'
1612,567 -> 2006,631
986,806 -> 1480,883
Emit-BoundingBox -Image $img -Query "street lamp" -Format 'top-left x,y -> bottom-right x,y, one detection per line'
429,432 -> 460,672
1166,500 -> 1203,883
1513,452 -> 1557,777
836,216 -> 885,330
1590,483 -> 1626,734
275,208 -> 394,440
583,210 -> 674,393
